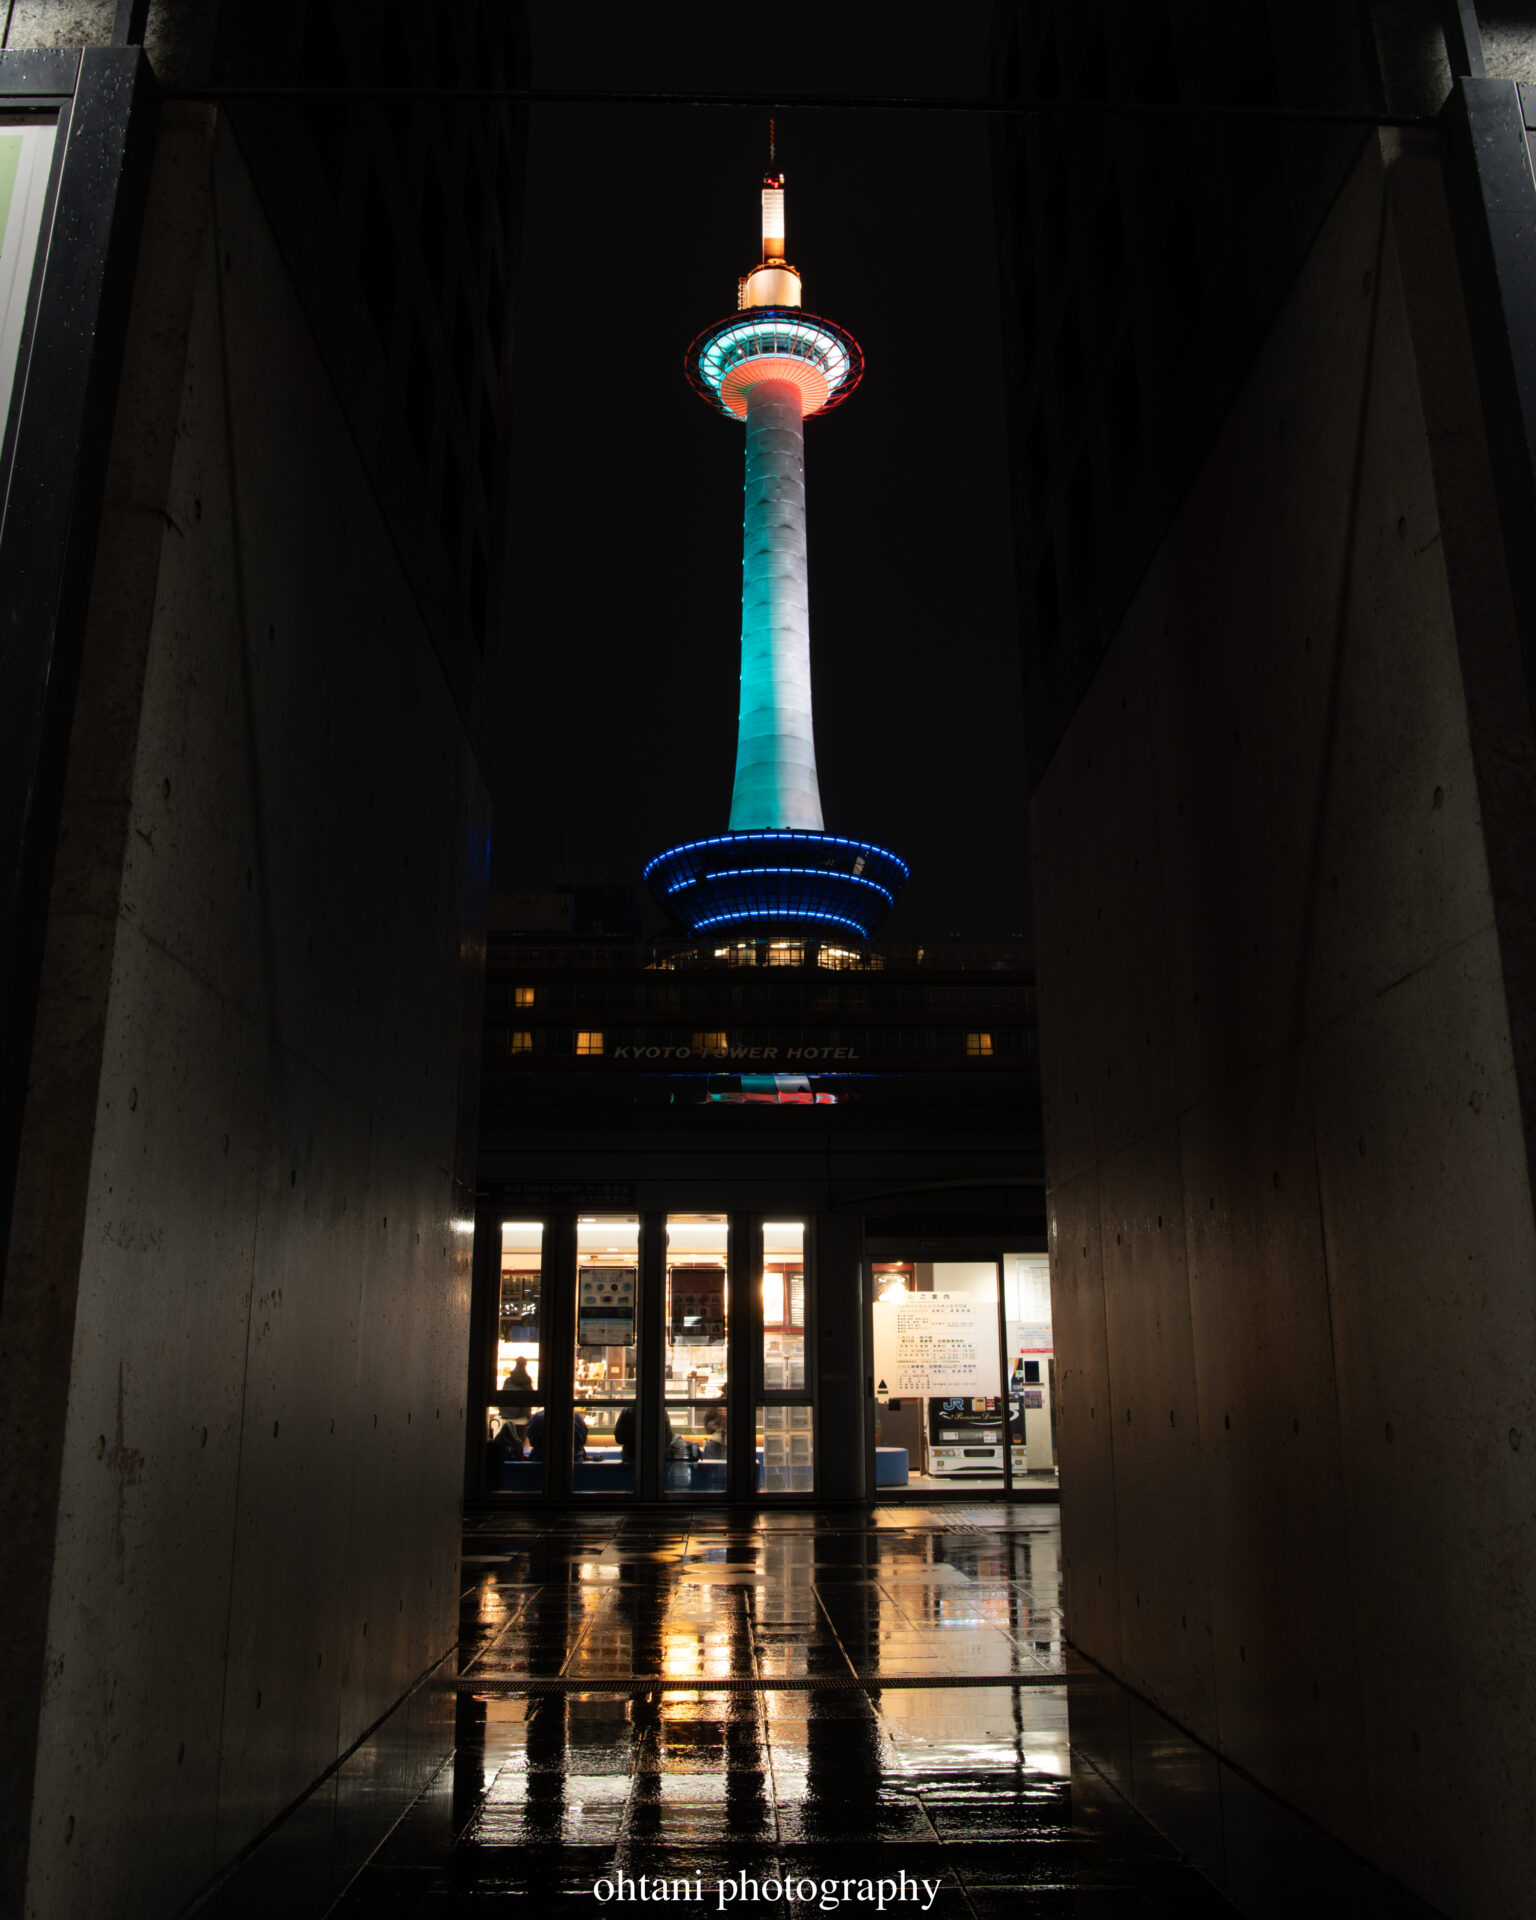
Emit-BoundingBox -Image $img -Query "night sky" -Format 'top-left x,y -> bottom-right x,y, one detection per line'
491,4 -> 1031,942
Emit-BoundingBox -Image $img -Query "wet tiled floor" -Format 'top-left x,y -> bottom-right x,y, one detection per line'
345,1507 -> 1235,1916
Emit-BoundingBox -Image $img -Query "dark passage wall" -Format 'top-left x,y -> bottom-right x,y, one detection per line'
1035,129 -> 1536,1918
1,106 -> 488,1918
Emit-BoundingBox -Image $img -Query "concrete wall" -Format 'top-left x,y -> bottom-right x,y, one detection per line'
1035,130 -> 1536,1920
1,105 -> 487,1919
3,1 -> 221,89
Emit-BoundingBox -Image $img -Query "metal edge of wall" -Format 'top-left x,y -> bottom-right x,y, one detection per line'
0,46 -> 157,1920
1437,75 -> 1536,1193
1439,78 -> 1536,742
0,45 -> 156,1308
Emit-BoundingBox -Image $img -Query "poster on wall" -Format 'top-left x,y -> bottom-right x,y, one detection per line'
872,1291 -> 1000,1398
578,1268 -> 635,1346
669,1266 -> 724,1343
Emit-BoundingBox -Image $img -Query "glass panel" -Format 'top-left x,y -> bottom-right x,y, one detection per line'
1005,1251 -> 1057,1484
664,1214 -> 728,1497
872,1260 -> 1007,1491
573,1215 -> 641,1495
497,1222 -> 543,1391
488,1221 -> 543,1493
661,1399 -> 731,1493
762,1222 -> 805,1391
757,1403 -> 814,1493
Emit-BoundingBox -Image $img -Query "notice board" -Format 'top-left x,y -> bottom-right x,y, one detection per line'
872,1291 -> 1000,1398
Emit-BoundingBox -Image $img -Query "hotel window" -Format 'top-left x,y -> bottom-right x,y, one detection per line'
514,986 -> 535,1007
966,1031 -> 994,1057
510,1030 -> 533,1054
575,1030 -> 604,1056
692,1030 -> 728,1052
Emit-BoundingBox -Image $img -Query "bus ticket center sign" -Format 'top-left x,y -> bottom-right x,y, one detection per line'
872,1292 -> 1000,1399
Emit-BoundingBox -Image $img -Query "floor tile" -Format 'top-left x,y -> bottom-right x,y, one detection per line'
344,1509 -> 1264,1915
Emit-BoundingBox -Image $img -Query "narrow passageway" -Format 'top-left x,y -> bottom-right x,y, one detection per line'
340,1508 -> 1234,1916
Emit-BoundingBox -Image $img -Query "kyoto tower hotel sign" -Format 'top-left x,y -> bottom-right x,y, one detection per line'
644,167 -> 908,940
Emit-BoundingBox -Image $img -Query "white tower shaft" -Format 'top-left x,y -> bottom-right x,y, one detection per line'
728,379 -> 824,832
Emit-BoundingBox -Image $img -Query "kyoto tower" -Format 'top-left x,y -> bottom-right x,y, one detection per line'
644,160 -> 908,942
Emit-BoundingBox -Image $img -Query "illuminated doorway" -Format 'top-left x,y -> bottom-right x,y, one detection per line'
867,1252 -> 1057,1494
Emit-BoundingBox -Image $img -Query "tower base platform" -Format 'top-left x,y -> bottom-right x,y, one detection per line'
643,829 -> 908,940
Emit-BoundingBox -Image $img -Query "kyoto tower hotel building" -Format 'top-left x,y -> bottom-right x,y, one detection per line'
645,168 -> 908,941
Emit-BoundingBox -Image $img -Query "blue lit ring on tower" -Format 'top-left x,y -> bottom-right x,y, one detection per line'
685,308 -> 863,420
644,831 -> 909,940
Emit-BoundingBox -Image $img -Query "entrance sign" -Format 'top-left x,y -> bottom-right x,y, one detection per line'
872,1291 -> 1000,1397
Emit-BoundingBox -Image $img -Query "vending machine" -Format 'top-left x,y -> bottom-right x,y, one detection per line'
927,1395 -> 1007,1476
1010,1355 -> 1055,1473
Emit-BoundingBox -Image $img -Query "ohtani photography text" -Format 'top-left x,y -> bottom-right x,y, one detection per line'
592,1868 -> 942,1911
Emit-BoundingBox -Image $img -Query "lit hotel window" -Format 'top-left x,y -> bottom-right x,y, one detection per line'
514,986 -> 535,1006
966,1031 -> 994,1057
510,1030 -> 533,1054
575,1030 -> 604,1056
692,1030 -> 728,1052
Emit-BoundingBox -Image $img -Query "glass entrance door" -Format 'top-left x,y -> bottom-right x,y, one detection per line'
484,1221 -> 545,1495
868,1257 -> 1016,1494
477,1208 -> 823,1503
759,1222 -> 814,1493
663,1214 -> 729,1496
573,1215 -> 641,1494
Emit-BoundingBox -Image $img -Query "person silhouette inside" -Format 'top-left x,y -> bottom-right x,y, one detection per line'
613,1404 -> 672,1464
502,1356 -> 533,1393
524,1408 -> 587,1460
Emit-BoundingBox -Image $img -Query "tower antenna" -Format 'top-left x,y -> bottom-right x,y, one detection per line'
769,115 -> 775,166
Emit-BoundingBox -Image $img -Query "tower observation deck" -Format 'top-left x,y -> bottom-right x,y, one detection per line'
644,167 -> 909,942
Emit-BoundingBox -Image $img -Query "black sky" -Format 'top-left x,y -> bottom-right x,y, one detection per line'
492,3 -> 1030,941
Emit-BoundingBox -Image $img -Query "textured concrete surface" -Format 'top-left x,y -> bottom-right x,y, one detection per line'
1034,131 -> 1536,1920
3,0 -> 221,88
1,108 -> 488,1919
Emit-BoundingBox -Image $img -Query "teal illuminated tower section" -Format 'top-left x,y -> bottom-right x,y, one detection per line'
645,170 -> 908,940
731,374 -> 820,830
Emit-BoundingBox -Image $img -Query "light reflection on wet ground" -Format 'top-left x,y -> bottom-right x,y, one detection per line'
348,1507 -> 1235,1916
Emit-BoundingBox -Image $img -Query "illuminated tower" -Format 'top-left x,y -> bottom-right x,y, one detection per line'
644,166 -> 908,942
